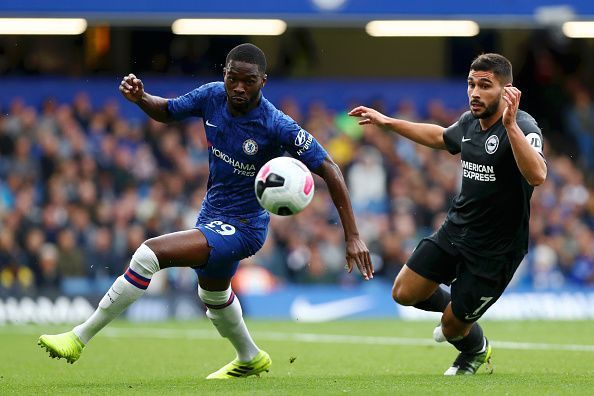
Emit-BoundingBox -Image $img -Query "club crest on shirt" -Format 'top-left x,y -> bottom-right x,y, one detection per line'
242,139 -> 258,155
485,135 -> 499,154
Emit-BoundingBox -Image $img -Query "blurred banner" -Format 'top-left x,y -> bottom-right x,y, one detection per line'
241,283 -> 594,321
0,77 -> 465,119
1,0 -> 593,23
2,283 -> 593,324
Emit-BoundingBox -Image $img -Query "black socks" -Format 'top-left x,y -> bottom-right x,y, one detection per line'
450,322 -> 485,354
413,287 -> 451,313
413,287 -> 485,355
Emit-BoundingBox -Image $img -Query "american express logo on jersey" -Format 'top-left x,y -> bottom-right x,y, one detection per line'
461,160 -> 496,182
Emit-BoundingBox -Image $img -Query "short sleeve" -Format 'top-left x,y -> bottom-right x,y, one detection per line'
517,113 -> 544,156
276,112 -> 328,171
443,111 -> 475,155
167,85 -> 210,120
443,120 -> 464,154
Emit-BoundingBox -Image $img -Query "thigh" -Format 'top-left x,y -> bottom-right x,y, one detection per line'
144,229 -> 211,268
405,239 -> 459,285
195,219 -> 267,279
450,271 -> 506,323
394,239 -> 459,303
393,264 -> 440,302
450,251 -> 525,323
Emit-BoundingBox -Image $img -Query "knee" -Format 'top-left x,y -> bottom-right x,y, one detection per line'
391,282 -> 417,306
198,286 -> 240,319
130,243 -> 160,276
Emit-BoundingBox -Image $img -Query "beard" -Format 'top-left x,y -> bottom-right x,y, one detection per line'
470,100 -> 500,119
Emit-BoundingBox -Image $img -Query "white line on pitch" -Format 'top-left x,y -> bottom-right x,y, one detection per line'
6,325 -> 594,352
97,327 -> 594,353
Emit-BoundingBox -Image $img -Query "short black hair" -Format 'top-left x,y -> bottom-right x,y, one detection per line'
226,43 -> 267,74
470,53 -> 513,85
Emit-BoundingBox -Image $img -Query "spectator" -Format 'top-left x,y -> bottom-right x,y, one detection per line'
346,145 -> 389,215
87,226 -> 122,279
36,243 -> 60,292
0,89 -> 593,295
565,87 -> 594,169
0,229 -> 33,294
55,228 -> 86,278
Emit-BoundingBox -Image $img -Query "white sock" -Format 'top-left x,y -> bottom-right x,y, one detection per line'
433,324 -> 447,343
73,244 -> 160,344
199,286 -> 260,362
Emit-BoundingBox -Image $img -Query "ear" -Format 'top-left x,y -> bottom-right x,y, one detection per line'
261,73 -> 268,87
223,60 -> 232,76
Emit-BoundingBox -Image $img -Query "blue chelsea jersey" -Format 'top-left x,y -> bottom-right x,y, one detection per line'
168,82 -> 328,219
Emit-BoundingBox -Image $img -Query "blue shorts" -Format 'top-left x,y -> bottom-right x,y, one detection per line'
194,213 -> 268,279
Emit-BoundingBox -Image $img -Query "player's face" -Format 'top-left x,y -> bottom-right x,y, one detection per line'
224,60 -> 267,113
467,70 -> 504,120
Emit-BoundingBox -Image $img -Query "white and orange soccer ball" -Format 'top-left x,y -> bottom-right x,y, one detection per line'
255,157 -> 314,216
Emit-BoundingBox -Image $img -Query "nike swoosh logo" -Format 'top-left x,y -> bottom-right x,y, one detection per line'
464,314 -> 482,321
205,120 -> 218,128
289,295 -> 374,322
462,137 -> 471,142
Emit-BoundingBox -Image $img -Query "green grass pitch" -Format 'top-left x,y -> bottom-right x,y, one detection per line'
1,320 -> 593,395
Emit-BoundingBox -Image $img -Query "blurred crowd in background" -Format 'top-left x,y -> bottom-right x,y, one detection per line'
1,75 -> 593,298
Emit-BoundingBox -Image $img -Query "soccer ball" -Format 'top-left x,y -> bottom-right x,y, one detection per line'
255,157 -> 315,216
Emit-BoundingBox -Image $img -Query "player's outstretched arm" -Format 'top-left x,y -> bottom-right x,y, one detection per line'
313,156 -> 373,280
348,106 -> 447,150
119,73 -> 172,123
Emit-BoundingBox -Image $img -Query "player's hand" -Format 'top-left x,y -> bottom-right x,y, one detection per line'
348,106 -> 389,127
119,73 -> 145,103
502,84 -> 521,129
344,236 -> 374,280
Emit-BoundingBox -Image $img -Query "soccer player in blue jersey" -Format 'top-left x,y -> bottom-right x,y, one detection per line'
38,43 -> 373,379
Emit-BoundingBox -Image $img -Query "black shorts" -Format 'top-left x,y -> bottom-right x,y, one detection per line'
406,237 -> 524,323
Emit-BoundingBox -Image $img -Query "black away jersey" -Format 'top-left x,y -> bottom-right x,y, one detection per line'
441,110 -> 543,258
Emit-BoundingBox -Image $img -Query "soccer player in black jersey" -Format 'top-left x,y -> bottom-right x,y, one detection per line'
349,53 -> 546,375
